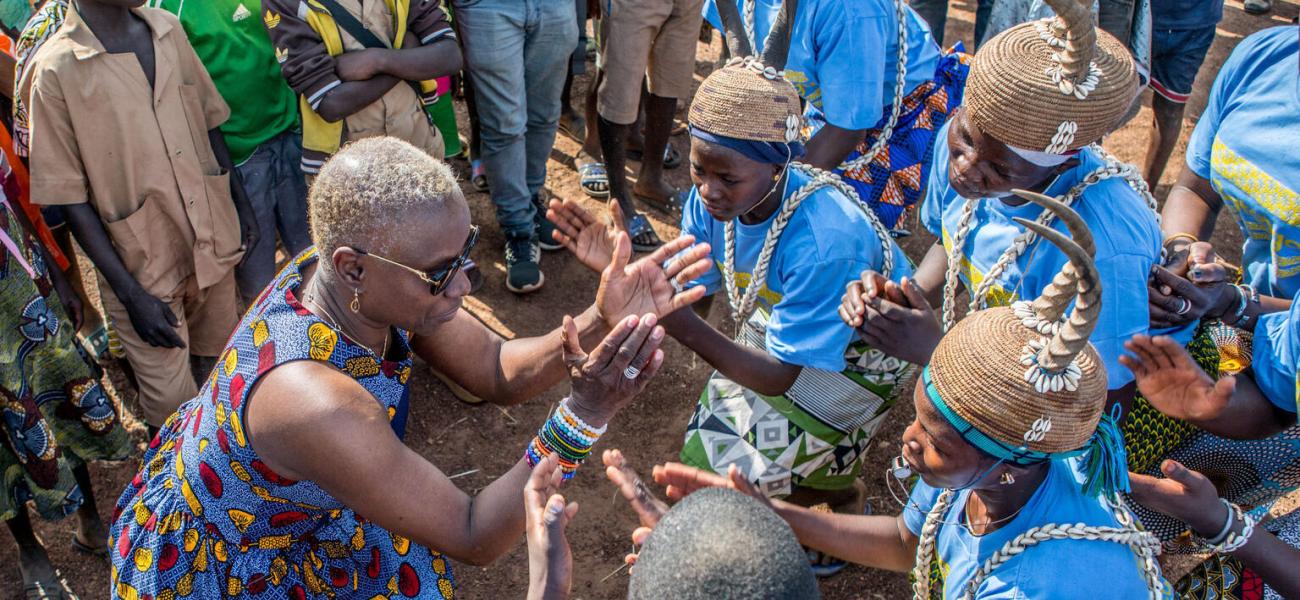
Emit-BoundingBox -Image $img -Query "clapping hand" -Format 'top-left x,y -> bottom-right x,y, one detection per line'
525,454 -> 579,600
1128,459 -> 1226,538
603,449 -> 669,569
1120,335 -> 1237,423
561,313 -> 665,427
548,199 -> 624,273
839,272 -> 939,365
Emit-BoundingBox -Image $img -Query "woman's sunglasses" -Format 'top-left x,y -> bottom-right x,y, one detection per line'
354,225 -> 480,296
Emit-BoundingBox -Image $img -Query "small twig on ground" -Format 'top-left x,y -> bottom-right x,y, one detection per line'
448,469 -> 479,480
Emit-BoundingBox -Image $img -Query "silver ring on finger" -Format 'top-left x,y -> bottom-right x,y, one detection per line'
623,365 -> 641,380
1175,297 -> 1191,316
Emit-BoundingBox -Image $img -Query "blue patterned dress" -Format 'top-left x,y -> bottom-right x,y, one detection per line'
108,249 -> 455,599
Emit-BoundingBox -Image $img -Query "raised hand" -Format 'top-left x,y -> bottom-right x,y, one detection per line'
525,454 -> 579,600
652,463 -> 771,508
547,199 -> 624,273
1128,459 -> 1226,538
561,313 -> 665,427
841,273 -> 938,365
594,232 -> 712,327
602,449 -> 669,569
1120,334 -> 1237,422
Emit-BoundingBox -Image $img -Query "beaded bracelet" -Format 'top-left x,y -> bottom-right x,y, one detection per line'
524,398 -> 606,481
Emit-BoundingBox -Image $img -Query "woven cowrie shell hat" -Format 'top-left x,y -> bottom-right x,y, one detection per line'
927,191 -> 1108,456
688,56 -> 804,145
965,0 -> 1139,154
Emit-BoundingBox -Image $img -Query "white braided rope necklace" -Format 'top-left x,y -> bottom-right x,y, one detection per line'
911,489 -> 1165,599
722,163 -> 896,333
939,149 -> 1156,332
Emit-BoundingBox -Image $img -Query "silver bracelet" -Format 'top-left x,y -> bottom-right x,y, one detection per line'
1203,498 -> 1236,546
1208,500 -> 1257,554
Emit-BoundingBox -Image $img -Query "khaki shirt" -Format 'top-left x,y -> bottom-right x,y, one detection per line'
264,0 -> 448,159
23,7 -> 242,296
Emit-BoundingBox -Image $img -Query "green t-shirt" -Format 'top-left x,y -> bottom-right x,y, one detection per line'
148,0 -> 298,163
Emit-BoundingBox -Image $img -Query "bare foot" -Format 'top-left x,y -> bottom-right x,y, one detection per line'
632,177 -> 683,214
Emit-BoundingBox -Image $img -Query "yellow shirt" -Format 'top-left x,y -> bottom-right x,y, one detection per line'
24,6 -> 241,295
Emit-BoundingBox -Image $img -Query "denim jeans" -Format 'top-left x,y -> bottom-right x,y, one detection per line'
455,0 -> 578,240
233,128 -> 311,304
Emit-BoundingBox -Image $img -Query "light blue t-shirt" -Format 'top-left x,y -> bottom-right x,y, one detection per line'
702,0 -> 941,132
904,457 -> 1167,599
1251,289 -> 1300,414
1186,26 -> 1300,300
921,123 -> 1166,389
681,167 -> 913,372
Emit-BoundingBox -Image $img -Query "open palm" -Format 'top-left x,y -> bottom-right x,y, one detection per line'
594,229 -> 713,327
547,199 -> 622,273
1120,335 -> 1237,422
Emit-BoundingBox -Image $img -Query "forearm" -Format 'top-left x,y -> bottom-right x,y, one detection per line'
802,124 -> 867,171
208,130 -> 253,218
773,501 -> 917,571
490,305 -> 610,404
662,308 -> 799,396
316,75 -> 402,122
1189,376 -> 1293,440
1107,383 -> 1136,425
61,203 -> 144,299
1229,531 -> 1300,599
1162,170 -> 1220,242
375,42 -> 462,82
454,458 -> 533,566
913,242 -> 950,307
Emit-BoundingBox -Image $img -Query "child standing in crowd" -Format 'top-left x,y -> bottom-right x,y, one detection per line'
0,151 -> 131,600
22,0 -> 256,434
262,0 -> 462,173
145,0 -> 312,304
1143,0 -> 1225,187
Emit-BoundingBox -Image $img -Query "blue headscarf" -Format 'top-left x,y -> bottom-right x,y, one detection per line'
689,125 -> 805,165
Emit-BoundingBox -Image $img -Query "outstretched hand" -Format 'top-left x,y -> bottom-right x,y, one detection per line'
525,454 -> 579,600
595,231 -> 713,328
548,199 -> 623,273
1120,335 -> 1236,423
1128,459 -> 1225,538
602,449 -> 669,569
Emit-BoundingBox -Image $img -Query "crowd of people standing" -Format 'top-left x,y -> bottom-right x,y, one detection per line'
0,0 -> 1296,597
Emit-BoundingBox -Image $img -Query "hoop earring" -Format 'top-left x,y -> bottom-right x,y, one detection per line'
999,471 -> 1016,486
350,288 -> 361,313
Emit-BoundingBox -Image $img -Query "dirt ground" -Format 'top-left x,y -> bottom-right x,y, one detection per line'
5,2 -> 1299,598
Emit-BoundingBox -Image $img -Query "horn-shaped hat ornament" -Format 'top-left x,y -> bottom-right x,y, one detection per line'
964,0 -> 1139,154
925,191 -> 1129,496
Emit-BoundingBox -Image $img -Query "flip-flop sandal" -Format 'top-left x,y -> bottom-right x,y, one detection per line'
70,533 -> 107,557
578,161 -> 610,198
82,325 -> 110,361
625,213 -> 664,252
470,160 -> 488,193
23,571 -> 79,600
627,144 -> 683,170
635,189 -> 687,216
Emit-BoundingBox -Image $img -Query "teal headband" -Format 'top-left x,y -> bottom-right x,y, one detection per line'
922,366 -> 1130,497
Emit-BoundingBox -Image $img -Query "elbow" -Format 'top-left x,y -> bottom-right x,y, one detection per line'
315,102 -> 347,124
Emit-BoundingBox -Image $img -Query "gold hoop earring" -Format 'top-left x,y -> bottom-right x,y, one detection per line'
999,471 -> 1016,486
350,288 -> 361,313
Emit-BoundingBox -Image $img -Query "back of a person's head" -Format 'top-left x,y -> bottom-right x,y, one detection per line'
627,488 -> 819,600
